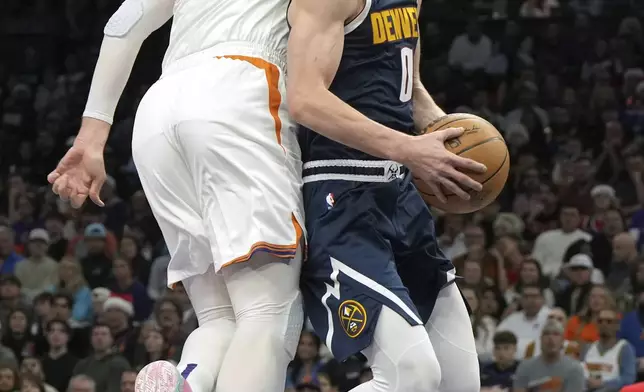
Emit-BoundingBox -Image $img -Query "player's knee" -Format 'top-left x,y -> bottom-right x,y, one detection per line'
395,339 -> 441,392
236,292 -> 304,359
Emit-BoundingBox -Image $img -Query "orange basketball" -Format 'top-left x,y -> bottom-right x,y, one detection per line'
413,113 -> 510,214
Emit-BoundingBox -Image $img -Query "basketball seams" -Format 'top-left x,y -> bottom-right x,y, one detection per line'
422,113 -> 498,135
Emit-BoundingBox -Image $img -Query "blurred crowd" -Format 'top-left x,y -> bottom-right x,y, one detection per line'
2,0 -> 644,391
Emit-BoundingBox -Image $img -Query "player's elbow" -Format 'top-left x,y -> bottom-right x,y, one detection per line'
286,86 -> 314,124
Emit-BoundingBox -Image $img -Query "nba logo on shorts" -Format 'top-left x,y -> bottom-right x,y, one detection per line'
326,193 -> 335,209
338,300 -> 367,338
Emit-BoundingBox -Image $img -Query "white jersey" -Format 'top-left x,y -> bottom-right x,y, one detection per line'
583,340 -> 627,382
84,0 -> 290,123
162,0 -> 289,72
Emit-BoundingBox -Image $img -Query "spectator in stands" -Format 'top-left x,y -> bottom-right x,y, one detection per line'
462,287 -> 496,359
20,373 -> 45,392
152,299 -> 184,362
607,233 -> 641,297
505,258 -> 555,309
72,324 -> 129,392
49,293 -> 88,358
67,375 -> 95,392
90,288 -> 110,323
448,20 -> 492,73
108,259 -> 151,322
532,205 -> 592,278
556,254 -> 595,315
513,319 -> 585,391
480,331 -> 519,391
53,258 -> 91,326
78,225 -> 112,290
43,214 -> 66,262
117,237 -> 150,287
20,357 -> 56,392
132,326 -> 167,371
101,297 -> 137,365
0,276 -> 29,325
0,228 -> 23,275
2,308 -> 33,362
497,283 -> 551,358
619,290 -> 644,381
565,284 -> 614,345
40,320 -> 76,392
15,229 -> 57,301
317,371 -> 339,392
583,307 -> 637,390
286,331 -> 325,391
525,307 -> 581,359
0,363 -> 19,392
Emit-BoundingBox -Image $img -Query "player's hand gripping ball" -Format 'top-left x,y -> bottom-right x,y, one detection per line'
413,113 -> 510,214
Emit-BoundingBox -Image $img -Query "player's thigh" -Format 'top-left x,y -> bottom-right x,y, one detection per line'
182,265 -> 234,325
425,282 -> 480,392
361,306 -> 441,392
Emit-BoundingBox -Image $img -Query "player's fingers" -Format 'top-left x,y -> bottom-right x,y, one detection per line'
446,166 -> 483,192
450,155 -> 487,174
58,184 -> 73,201
70,192 -> 88,210
89,177 -> 105,207
426,180 -> 447,204
433,127 -> 464,141
439,176 -> 470,201
52,176 -> 68,196
47,171 -> 61,184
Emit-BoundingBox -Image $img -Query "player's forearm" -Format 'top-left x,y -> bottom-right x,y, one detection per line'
83,36 -> 145,125
289,88 -> 412,162
412,80 -> 446,132
83,0 -> 173,125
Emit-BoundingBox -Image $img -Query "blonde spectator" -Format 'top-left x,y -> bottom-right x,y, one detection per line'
565,284 -> 614,345
52,258 -> 92,326
493,213 -> 525,239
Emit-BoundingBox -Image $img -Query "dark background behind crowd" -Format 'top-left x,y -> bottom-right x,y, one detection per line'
1,0 -> 644,391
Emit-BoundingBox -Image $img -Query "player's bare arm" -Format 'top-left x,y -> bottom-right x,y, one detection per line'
48,0 -> 173,208
412,0 -> 446,131
287,0 -> 486,202
412,38 -> 446,131
287,0 -> 412,161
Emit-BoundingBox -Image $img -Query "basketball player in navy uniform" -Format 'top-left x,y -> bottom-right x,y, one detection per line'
287,0 -> 482,391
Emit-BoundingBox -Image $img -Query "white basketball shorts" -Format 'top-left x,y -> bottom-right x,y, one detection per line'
131,43 -> 304,286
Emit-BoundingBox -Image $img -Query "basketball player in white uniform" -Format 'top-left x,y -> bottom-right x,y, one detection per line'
47,1 -> 304,391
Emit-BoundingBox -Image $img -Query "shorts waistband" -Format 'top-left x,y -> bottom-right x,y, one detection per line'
302,159 -> 406,184
162,41 -> 286,77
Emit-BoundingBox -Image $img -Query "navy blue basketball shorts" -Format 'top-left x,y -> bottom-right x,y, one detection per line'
300,160 -> 455,361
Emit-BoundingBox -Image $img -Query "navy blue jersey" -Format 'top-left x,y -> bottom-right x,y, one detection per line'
300,0 -> 420,162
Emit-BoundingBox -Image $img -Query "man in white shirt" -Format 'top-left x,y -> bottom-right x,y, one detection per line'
448,20 -> 492,72
497,284 -> 551,359
532,205 -> 592,278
